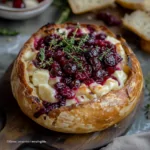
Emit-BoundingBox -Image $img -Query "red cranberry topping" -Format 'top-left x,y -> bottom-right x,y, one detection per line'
55,82 -> 66,91
84,78 -> 94,86
60,87 -> 75,99
75,72 -> 87,81
95,33 -> 107,40
63,63 -> 77,74
33,24 -> 124,117
70,80 -> 81,90
96,12 -> 122,26
104,52 -> 122,67
13,0 -> 25,8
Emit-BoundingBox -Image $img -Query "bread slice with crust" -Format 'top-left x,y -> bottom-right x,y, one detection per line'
140,39 -> 150,53
68,0 -> 115,14
116,0 -> 145,10
123,10 -> 150,41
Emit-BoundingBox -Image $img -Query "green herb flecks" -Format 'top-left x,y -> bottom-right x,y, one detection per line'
39,48 -> 54,68
39,48 -> 45,63
99,48 -> 111,61
0,28 -> 19,36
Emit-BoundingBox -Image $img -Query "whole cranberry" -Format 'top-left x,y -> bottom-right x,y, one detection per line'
84,78 -> 94,86
104,52 -> 122,67
75,72 -> 87,81
62,77 -> 73,85
50,62 -> 62,77
55,94 -> 64,101
84,49 -> 98,58
55,82 -> 66,91
45,50 -> 54,59
95,33 -> 107,40
83,64 -> 92,76
13,0 -> 25,8
63,63 -> 77,74
70,80 -> 81,90
54,50 -> 65,60
35,38 -> 44,50
60,88 -> 75,99
93,70 -> 107,79
59,57 -> 67,66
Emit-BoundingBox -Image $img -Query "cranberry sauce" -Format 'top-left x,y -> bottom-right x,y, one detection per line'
33,25 -> 123,116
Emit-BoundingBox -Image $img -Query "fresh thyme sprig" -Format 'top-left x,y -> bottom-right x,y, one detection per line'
39,48 -> 45,63
47,25 -> 90,71
99,48 -> 112,61
39,48 -> 53,68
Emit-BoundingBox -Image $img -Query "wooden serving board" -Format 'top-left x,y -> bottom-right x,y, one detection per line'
0,63 -> 144,150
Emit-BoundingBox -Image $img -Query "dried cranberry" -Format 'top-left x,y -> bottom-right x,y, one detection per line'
63,63 -> 77,74
60,88 -> 75,99
55,82 -> 66,91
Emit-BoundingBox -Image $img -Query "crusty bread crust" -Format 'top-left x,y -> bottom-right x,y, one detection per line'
11,23 -> 143,133
116,0 -> 144,10
68,0 -> 114,14
140,39 -> 150,53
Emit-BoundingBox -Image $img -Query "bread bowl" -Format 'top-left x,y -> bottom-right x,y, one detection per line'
11,23 -> 143,133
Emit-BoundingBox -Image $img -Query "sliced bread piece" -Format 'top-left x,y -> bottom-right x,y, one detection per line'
123,10 -> 150,41
140,39 -> 150,53
68,0 -> 115,14
116,0 -> 145,10
143,0 -> 150,11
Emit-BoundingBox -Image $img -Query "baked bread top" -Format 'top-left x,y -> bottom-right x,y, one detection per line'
11,23 -> 143,133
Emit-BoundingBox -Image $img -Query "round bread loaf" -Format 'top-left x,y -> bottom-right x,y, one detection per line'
11,23 -> 143,133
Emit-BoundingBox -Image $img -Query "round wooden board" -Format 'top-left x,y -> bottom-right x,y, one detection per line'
0,64 -> 144,150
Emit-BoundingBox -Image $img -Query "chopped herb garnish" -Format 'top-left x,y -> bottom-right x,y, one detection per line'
39,48 -> 45,62
99,48 -> 111,61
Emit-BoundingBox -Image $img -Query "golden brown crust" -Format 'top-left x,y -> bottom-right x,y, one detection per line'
68,0 -> 114,14
116,0 -> 144,10
140,39 -> 150,53
11,23 -> 143,133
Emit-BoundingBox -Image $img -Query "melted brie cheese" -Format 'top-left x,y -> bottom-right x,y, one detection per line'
24,28 -> 128,105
